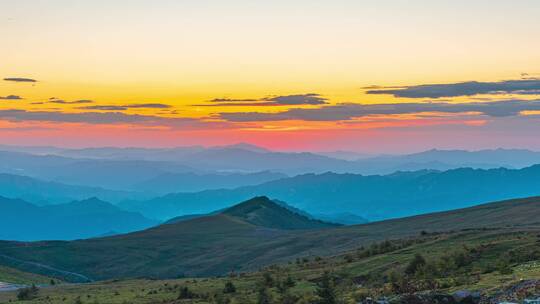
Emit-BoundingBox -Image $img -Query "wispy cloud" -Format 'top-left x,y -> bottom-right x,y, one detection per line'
218,99 -> 540,122
49,99 -> 94,104
79,103 -> 172,111
3,77 -> 37,83
79,105 -> 128,111
0,109 -> 225,130
202,93 -> 328,106
366,79 -> 540,98
0,95 -> 23,100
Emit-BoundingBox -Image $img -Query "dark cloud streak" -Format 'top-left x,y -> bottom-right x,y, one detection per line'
204,94 -> 328,106
366,79 -> 540,98
0,95 -> 23,100
79,103 -> 172,111
218,100 -> 540,122
49,99 -> 94,104
3,77 -> 37,83
0,109 -> 223,130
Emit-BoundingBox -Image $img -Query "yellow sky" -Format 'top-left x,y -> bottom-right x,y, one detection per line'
1,1 -> 540,151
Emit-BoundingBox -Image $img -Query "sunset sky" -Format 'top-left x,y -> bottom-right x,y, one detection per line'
1,0 -> 540,153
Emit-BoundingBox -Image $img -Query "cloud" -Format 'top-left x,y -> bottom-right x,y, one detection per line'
211,98 -> 259,103
49,99 -> 94,104
80,105 -> 128,111
3,77 -> 37,83
0,95 -> 23,100
79,103 -> 172,111
218,99 -> 540,122
203,93 -> 328,106
0,109 -> 227,130
268,94 -> 327,105
124,103 -> 172,109
366,79 -> 540,98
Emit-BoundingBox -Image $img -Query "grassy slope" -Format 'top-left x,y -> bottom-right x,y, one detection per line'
0,196 -> 538,282
0,228 -> 538,303
0,265 -> 53,285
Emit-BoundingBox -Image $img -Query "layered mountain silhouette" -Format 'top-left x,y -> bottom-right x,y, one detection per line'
132,171 -> 287,194
121,165 -> 540,220
3,146 -> 540,191
0,196 -> 538,281
0,173 -> 147,205
0,196 -> 158,240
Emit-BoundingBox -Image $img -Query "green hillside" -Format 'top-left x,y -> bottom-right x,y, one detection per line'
0,223 -> 539,303
221,196 -> 339,229
0,265 -> 54,285
0,196 -> 538,283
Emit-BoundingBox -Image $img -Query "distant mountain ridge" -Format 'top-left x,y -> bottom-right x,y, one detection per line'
121,165 -> 540,221
133,171 -> 287,194
0,173 -> 147,205
2,145 -> 540,182
0,196 -> 158,241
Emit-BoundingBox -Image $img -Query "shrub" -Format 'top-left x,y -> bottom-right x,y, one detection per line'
223,281 -> 236,294
178,286 -> 194,299
17,284 -> 39,300
316,272 -> 337,304
405,254 -> 426,275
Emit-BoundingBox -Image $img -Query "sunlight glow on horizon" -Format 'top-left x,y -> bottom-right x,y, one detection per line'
1,1 -> 540,152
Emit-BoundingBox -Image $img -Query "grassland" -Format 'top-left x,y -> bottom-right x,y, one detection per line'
0,266 -> 53,285
1,196 -> 539,282
0,226 -> 539,303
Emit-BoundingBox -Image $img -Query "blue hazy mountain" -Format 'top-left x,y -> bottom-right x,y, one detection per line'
3,145 -> 540,179
0,173 -> 149,205
0,150 -> 194,190
0,150 -> 283,192
120,165 -> 540,221
0,196 -> 158,241
4,143 -> 540,179
354,148 -> 540,174
0,170 -> 286,205
132,171 -> 287,194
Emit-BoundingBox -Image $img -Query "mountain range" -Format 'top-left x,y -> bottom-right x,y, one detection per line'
1,195 -> 538,281
0,173 -> 146,205
2,145 -> 540,186
0,196 -> 158,241
120,165 -> 540,221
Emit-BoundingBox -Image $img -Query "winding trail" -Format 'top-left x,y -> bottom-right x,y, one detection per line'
0,253 -> 93,282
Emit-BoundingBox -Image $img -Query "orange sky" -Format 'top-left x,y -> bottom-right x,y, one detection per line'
1,1 -> 540,152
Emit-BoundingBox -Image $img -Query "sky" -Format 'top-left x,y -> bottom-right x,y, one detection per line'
1,0 -> 540,153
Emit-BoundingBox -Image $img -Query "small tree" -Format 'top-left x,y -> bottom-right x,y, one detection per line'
316,272 -> 337,304
262,271 -> 274,288
405,254 -> 426,275
223,281 -> 236,294
284,275 -> 296,289
178,286 -> 194,299
257,285 -> 272,304
17,284 -> 39,300
281,293 -> 299,304
213,293 -> 231,304
497,259 -> 513,275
